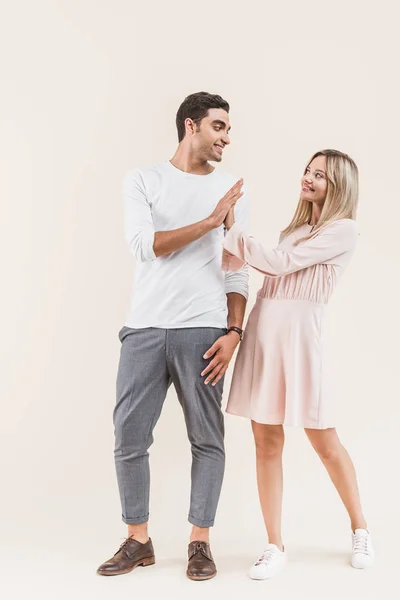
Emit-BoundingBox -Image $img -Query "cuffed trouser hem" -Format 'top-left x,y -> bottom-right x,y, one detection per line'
188,514 -> 215,528
122,514 -> 149,525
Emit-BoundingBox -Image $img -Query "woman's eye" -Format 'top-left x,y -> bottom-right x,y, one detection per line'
316,173 -> 322,178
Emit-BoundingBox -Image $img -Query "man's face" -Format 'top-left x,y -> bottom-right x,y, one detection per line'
188,108 -> 231,162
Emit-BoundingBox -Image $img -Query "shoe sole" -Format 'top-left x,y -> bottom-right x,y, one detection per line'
186,570 -> 217,581
351,561 -> 374,569
97,555 -> 155,576
249,561 -> 287,580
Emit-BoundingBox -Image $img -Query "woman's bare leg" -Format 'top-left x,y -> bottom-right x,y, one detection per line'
251,422 -> 285,550
305,427 -> 367,531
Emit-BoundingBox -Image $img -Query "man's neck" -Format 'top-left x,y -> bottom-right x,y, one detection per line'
170,146 -> 215,175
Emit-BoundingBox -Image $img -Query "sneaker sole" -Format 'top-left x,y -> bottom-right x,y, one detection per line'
249,560 -> 287,580
351,560 -> 374,569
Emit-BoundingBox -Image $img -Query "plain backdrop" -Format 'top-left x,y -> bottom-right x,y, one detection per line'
1,1 -> 399,599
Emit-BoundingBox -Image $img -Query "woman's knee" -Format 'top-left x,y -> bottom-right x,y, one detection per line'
305,428 -> 342,461
252,422 -> 284,460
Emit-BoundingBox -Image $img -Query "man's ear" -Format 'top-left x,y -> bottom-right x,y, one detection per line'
185,118 -> 196,136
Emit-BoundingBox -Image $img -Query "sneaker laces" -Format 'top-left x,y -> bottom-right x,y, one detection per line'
353,533 -> 369,555
255,548 -> 276,566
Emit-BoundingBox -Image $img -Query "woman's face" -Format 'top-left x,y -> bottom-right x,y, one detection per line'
300,155 -> 328,205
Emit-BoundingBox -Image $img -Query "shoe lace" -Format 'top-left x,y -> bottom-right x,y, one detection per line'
353,534 -> 369,554
256,548 -> 276,566
114,536 -> 135,555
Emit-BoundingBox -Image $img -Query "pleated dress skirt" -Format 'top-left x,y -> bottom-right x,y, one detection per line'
226,295 -> 336,429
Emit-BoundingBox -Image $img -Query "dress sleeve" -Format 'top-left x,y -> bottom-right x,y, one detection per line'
223,183 -> 250,299
222,219 -> 358,277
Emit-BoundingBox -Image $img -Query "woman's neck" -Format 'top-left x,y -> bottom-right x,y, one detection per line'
310,203 -> 323,225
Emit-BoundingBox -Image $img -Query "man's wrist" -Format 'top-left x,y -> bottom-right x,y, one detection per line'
204,216 -> 217,231
226,326 -> 244,341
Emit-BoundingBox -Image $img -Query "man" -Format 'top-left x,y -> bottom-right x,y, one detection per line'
97,92 -> 249,581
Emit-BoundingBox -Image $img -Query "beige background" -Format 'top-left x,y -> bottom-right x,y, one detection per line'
1,0 -> 399,598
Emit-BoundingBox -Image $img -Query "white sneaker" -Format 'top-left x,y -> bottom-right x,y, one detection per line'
248,543 -> 287,580
351,529 -> 374,569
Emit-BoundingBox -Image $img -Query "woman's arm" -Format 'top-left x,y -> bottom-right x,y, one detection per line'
222,219 -> 358,276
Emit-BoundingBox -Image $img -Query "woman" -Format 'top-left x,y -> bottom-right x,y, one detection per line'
222,149 -> 374,579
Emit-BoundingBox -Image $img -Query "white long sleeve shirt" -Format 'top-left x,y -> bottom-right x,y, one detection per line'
122,161 -> 250,329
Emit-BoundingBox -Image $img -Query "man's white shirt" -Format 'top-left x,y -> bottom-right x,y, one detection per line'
123,160 -> 250,329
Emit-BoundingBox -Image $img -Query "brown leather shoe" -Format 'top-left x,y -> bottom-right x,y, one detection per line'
97,537 -> 155,576
186,541 -> 217,581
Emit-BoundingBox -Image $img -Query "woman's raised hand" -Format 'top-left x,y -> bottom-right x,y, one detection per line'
224,206 -> 235,230
208,179 -> 243,229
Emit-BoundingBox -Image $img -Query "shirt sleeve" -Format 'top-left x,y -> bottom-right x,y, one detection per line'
223,183 -> 250,299
222,219 -> 358,277
123,169 -> 157,262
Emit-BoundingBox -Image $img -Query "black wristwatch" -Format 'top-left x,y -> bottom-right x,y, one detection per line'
227,326 -> 244,341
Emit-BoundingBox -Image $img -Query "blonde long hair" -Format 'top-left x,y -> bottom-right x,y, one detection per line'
280,149 -> 359,244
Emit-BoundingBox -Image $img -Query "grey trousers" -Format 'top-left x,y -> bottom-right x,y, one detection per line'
113,326 -> 227,528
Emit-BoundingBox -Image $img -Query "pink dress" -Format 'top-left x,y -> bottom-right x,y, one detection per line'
222,219 -> 358,429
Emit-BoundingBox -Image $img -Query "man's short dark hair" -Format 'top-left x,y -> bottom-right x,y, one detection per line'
176,92 -> 230,142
